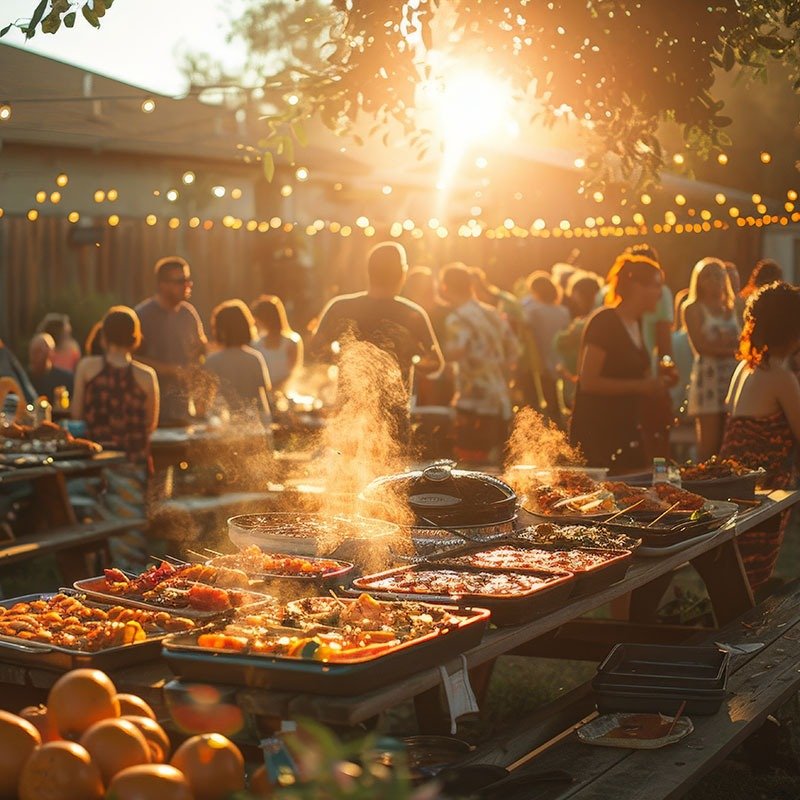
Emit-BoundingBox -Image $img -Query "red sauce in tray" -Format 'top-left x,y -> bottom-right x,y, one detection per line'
360,569 -> 563,596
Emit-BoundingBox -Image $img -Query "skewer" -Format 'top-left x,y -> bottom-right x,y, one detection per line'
154,554 -> 189,566
646,501 -> 681,528
203,548 -> 225,556
603,498 -> 645,523
185,549 -> 209,562
666,700 -> 687,736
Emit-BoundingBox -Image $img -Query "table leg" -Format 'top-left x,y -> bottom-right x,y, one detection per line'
413,685 -> 452,735
691,538 -> 754,625
628,572 -> 674,623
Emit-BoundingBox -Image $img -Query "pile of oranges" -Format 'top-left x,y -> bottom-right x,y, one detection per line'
0,668 -> 268,800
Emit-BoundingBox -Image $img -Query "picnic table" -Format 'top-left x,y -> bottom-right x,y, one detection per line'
0,488 -> 795,733
0,451 -> 145,583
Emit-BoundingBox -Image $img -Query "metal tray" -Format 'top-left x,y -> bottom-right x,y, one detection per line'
427,540 -> 632,598
598,501 -> 737,548
0,593 -> 172,671
73,577 -> 277,621
162,603 -> 489,695
348,565 -> 575,626
205,553 -> 355,591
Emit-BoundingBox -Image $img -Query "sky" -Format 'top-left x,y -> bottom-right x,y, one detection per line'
0,0 -> 249,95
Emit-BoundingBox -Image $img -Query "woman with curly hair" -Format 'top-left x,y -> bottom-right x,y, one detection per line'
720,281 -> 800,592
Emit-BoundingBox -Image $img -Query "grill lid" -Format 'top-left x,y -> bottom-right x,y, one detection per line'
360,461 -> 517,527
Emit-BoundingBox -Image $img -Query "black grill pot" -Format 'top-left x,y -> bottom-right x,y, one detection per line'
360,461 -> 517,529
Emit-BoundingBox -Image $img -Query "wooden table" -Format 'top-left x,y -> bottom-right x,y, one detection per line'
0,490 -> 797,730
0,451 -> 140,583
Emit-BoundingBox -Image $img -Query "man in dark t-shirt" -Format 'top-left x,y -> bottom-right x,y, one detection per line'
310,242 -> 444,386
135,256 -> 207,425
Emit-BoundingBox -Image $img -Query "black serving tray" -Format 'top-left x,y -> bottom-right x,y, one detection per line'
426,539 -> 632,599
0,593 -> 174,671
349,565 -> 575,626
596,643 -> 730,691
681,472 -> 762,502
593,685 -> 726,716
162,603 -> 489,695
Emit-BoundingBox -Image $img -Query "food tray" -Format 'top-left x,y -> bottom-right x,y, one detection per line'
596,644 -> 730,691
429,540 -> 632,598
205,552 -> 355,591
577,713 -> 694,749
348,565 -> 575,626
0,593 -> 171,671
73,577 -> 277,621
162,604 -> 489,695
593,643 -> 729,716
681,472 -> 762,501
593,685 -> 726,716
599,501 -> 737,548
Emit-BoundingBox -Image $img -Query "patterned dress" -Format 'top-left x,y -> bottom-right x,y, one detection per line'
719,411 -> 796,591
84,360 -> 149,464
687,306 -> 740,416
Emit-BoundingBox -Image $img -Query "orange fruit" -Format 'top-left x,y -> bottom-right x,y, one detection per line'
18,741 -> 103,800
115,694 -> 156,721
19,705 -> 60,743
0,710 -> 41,799
121,716 -> 172,763
170,733 -> 245,800
48,669 -> 120,739
106,764 -> 194,800
79,718 -> 150,785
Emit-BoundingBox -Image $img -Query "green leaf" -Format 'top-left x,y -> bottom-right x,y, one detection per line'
0,24 -> 11,37
64,11 -> 75,27
262,150 -> 275,182
26,0 -> 49,38
82,4 -> 100,27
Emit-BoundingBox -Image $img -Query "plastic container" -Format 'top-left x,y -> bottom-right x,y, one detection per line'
592,643 -> 730,716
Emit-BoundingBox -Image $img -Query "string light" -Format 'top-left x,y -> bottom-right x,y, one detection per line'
640,193 -> 652,205
50,192 -> 61,204
107,189 -> 118,201
0,104 -> 11,121
295,167 -> 309,181
752,193 -> 761,204
55,173 -> 68,187
141,99 -> 156,113
68,211 -> 79,223
94,190 -> 105,203
789,190 -> 799,201
760,151 -> 772,164
182,171 -> 195,185
280,185 -> 293,197
672,154 -> 685,166
212,186 -> 226,198
675,194 -> 686,206
231,188 -> 242,200
166,189 -> 179,202
27,209 -> 38,221
146,215 -> 157,225
382,185 -> 393,195
35,191 -> 47,203
717,153 -> 728,165
108,214 -> 120,226
715,193 -> 726,205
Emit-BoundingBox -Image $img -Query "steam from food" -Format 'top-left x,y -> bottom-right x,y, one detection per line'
503,407 -> 585,496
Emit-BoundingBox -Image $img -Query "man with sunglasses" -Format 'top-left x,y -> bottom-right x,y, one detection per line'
135,256 -> 207,425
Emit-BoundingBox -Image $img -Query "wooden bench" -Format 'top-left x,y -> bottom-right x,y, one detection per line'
459,578 -> 800,799
0,517 -> 147,584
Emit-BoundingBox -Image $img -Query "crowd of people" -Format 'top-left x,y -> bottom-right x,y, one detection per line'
1,241 -> 797,590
